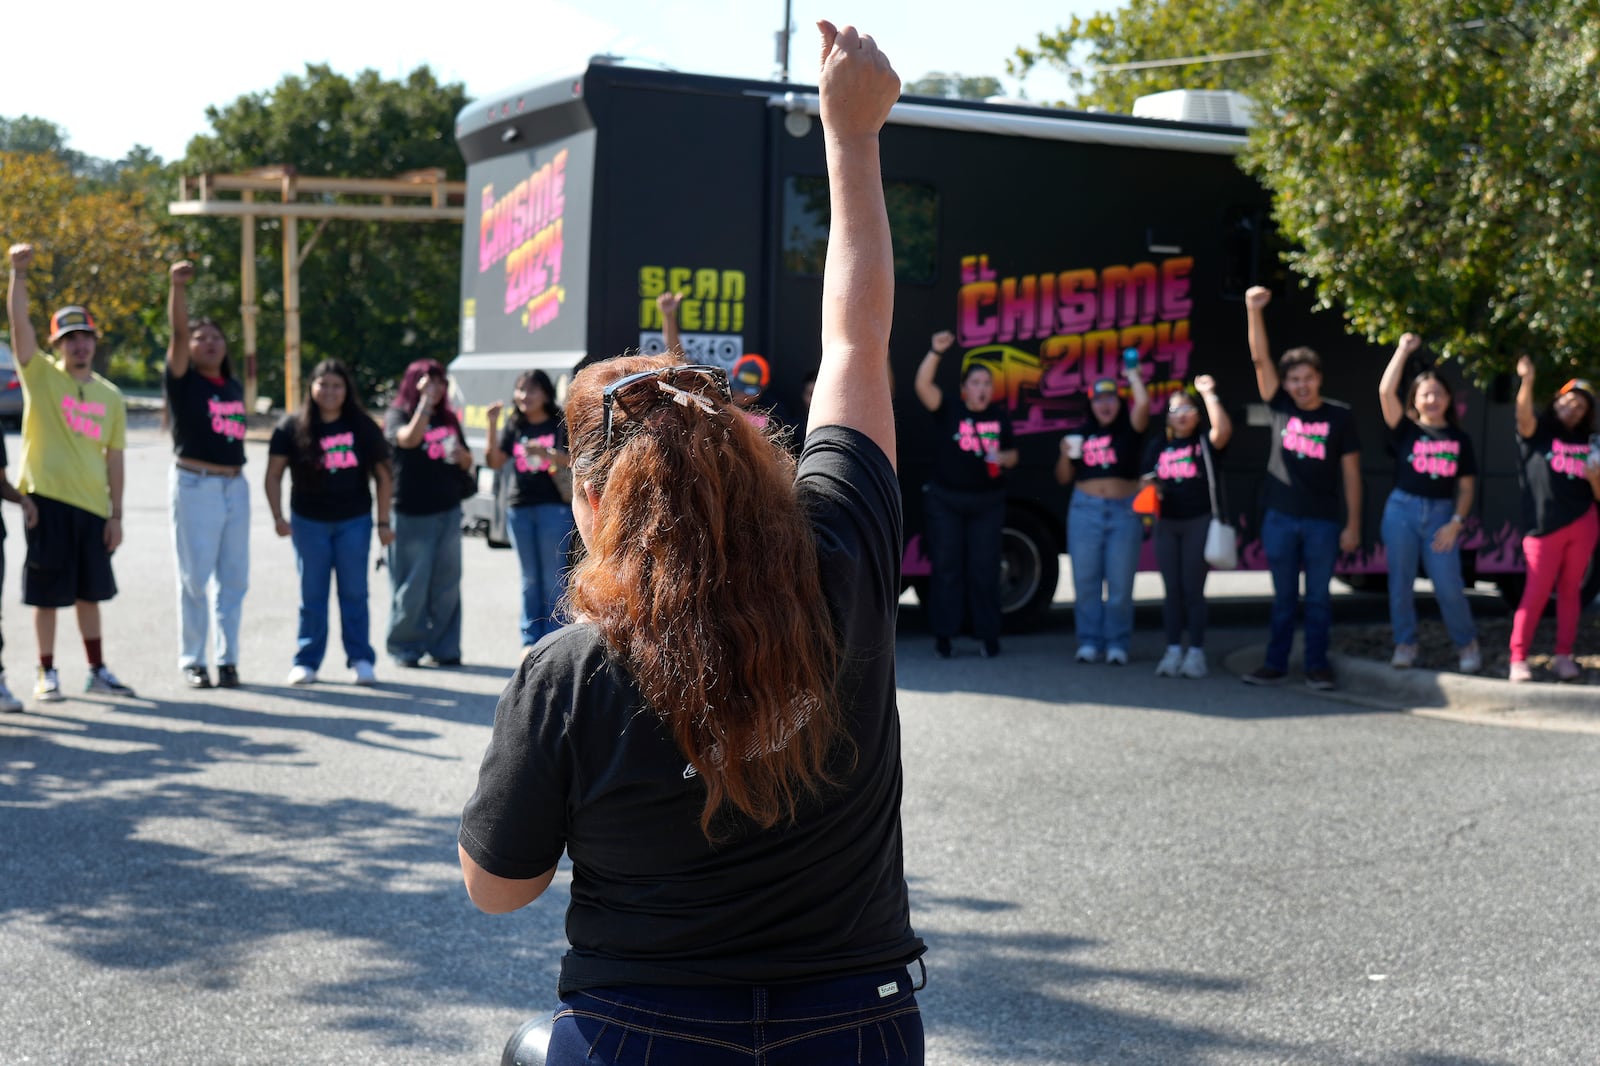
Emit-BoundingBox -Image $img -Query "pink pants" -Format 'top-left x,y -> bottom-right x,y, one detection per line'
1510,504 -> 1599,660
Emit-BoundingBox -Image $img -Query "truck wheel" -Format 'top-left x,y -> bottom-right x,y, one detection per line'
1336,573 -> 1388,594
1000,509 -> 1059,631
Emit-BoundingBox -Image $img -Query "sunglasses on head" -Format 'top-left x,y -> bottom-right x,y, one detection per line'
600,364 -> 732,451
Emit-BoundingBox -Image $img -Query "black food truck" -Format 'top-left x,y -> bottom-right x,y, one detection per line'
448,58 -> 1593,626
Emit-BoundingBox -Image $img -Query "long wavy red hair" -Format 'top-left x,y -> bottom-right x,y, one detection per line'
564,354 -> 843,838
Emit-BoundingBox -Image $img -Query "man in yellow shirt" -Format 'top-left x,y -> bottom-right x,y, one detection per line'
6,243 -> 134,704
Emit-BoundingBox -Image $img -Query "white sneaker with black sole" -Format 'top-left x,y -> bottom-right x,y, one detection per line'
85,665 -> 135,696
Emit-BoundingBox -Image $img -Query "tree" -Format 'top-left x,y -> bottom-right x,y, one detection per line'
904,73 -> 1005,101
1016,0 -> 1600,382
177,64 -> 470,404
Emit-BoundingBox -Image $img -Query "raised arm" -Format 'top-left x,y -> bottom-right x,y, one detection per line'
166,260 -> 195,378
1379,333 -> 1419,430
656,291 -> 683,356
484,401 -> 507,470
912,330 -> 952,412
1245,285 -> 1277,402
807,21 -> 901,465
1127,363 -> 1150,433
7,244 -> 39,367
1195,374 -> 1232,449
1514,355 -> 1537,439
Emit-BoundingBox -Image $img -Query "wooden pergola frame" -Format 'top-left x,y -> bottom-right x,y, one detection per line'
169,166 -> 466,412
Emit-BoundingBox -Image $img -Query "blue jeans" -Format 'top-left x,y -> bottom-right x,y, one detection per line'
1068,492 -> 1142,653
1261,508 -> 1340,673
170,466 -> 251,669
549,968 -> 923,1066
922,484 -> 1006,640
1381,489 -> 1477,648
386,507 -> 463,662
290,513 -> 375,670
507,502 -> 574,645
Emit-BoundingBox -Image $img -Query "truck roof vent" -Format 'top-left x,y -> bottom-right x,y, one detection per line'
1131,89 -> 1256,128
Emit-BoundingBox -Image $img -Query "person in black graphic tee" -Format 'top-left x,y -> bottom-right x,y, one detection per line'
1056,366 -> 1150,665
1241,286 -> 1362,691
913,329 -> 1018,658
265,360 -> 393,687
165,260 -> 252,690
1377,333 -> 1479,673
486,369 -> 574,654
1143,375 -> 1232,679
1506,358 -> 1600,682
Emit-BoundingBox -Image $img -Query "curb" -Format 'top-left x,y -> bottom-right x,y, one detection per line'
1222,642 -> 1600,733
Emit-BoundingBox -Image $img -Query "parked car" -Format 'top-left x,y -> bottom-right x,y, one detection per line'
0,343 -> 21,429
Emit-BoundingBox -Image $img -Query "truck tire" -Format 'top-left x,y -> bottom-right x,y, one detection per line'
1000,508 -> 1059,631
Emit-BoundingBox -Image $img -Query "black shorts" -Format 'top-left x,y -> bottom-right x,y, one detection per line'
23,495 -> 118,607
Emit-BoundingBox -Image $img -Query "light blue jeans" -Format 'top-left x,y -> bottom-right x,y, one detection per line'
506,502 -> 574,646
386,507 -> 463,663
170,466 -> 251,669
1381,489 -> 1477,648
1068,491 -> 1142,654
291,513 -> 376,670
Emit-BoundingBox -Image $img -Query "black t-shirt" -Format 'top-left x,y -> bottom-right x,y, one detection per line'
1390,420 -> 1476,501
1075,408 -> 1145,483
269,414 -> 390,523
1262,390 -> 1361,521
385,407 -> 468,516
928,389 -> 1013,492
166,367 -> 248,467
1142,433 -> 1218,522
1517,423 -> 1596,536
459,425 -> 924,993
498,416 -> 568,509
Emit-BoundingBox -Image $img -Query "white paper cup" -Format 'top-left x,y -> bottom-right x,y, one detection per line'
1065,434 -> 1084,459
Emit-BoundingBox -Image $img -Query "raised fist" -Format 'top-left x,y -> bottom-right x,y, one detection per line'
170,260 -> 195,285
1396,332 -> 1421,356
655,291 -> 683,318
1194,374 -> 1217,396
9,243 -> 33,271
931,329 -> 955,354
1515,354 -> 1534,380
1245,286 -> 1271,310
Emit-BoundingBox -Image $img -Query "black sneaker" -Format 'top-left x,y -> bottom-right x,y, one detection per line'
980,638 -> 1001,659
934,637 -> 952,659
183,666 -> 212,689
1242,666 -> 1286,686
1304,668 -> 1337,691
216,665 -> 240,689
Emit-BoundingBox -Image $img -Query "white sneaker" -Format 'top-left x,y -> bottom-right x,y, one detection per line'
1458,641 -> 1482,674
287,665 -> 317,685
1391,644 -> 1417,669
85,664 -> 135,696
35,666 -> 63,703
0,672 -> 23,713
352,661 -> 377,687
1154,647 -> 1183,677
1180,647 -> 1209,679
1105,648 -> 1129,666
1075,645 -> 1101,663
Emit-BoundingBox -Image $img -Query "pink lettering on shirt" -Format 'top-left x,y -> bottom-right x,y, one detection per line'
1407,437 -> 1460,479
955,419 -> 1005,478
1283,416 -> 1329,460
1157,443 -> 1200,481
1082,433 -> 1117,470
424,425 -> 457,461
320,431 -> 359,471
513,433 -> 557,474
1549,439 -> 1591,478
60,394 -> 106,441
208,397 -> 248,441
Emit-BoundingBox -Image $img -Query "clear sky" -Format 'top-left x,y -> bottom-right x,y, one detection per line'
8,0 -> 1110,164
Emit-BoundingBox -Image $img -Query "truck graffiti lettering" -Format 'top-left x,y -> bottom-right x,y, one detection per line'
481,149 -> 568,335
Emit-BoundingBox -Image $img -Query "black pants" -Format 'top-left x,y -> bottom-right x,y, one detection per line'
923,483 -> 1005,641
1155,513 -> 1210,647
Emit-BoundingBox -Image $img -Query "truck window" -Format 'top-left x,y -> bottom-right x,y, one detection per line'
782,176 -> 939,283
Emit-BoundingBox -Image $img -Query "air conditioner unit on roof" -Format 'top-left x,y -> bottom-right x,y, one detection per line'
1132,89 -> 1256,128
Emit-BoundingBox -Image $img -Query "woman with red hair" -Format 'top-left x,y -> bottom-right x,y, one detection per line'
458,22 -> 925,1065
384,358 -> 473,668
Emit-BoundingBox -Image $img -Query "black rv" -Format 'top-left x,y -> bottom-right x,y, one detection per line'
448,59 -> 1587,624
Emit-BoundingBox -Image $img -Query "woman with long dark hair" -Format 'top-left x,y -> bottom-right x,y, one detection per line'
264,360 -> 393,686
1378,333 -> 1480,672
1508,356 -> 1600,682
458,24 -> 925,1065
166,260 -> 250,689
485,369 -> 573,654
385,358 -> 473,668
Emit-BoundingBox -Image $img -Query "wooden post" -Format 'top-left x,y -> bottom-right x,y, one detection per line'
240,190 -> 259,414
281,175 -> 301,413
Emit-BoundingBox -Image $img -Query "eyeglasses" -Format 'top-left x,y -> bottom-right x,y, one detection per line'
1168,405 -> 1198,416
600,364 -> 732,451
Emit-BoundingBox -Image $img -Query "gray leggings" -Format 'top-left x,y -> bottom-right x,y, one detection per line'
1155,513 -> 1211,647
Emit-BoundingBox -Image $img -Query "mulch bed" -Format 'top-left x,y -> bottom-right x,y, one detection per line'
1334,614 -> 1600,685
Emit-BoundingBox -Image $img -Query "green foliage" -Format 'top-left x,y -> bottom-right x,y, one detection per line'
177,64 -> 470,405
903,72 -> 1005,101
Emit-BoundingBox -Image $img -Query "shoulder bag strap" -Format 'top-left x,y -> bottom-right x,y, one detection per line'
1200,435 -> 1222,521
